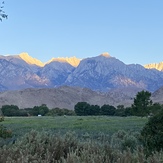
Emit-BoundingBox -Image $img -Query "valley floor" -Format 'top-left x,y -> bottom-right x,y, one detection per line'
1,116 -> 147,138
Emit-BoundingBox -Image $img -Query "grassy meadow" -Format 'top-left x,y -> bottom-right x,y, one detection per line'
1,116 -> 147,139
1,116 -> 163,162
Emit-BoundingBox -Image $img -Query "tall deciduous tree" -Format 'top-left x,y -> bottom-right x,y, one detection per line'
132,90 -> 152,116
101,104 -> 116,116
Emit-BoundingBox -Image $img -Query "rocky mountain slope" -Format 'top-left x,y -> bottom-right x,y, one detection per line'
47,57 -> 80,67
39,61 -> 75,86
0,52 -> 163,92
19,53 -> 45,67
0,58 -> 49,90
144,62 -> 163,71
65,53 -> 163,92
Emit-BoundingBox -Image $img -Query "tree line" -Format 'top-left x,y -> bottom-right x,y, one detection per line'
74,90 -> 163,117
0,104 -> 75,117
1,90 -> 163,117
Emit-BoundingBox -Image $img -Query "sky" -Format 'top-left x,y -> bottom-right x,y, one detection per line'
1,0 -> 163,65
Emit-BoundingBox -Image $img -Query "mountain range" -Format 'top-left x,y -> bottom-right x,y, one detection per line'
0,52 -> 163,92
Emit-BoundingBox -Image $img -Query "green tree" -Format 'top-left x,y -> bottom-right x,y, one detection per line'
131,90 -> 152,116
90,105 -> 100,115
47,108 -> 75,116
124,107 -> 132,116
141,109 -> 163,155
1,105 -> 20,116
62,108 -> 75,116
0,1 -> 7,21
101,104 -> 116,116
148,103 -> 163,116
29,104 -> 49,116
74,102 -> 90,116
39,104 -> 49,116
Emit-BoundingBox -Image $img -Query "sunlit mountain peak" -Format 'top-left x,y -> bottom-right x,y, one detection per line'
47,56 -> 81,67
100,52 -> 111,58
144,62 -> 163,71
19,53 -> 44,67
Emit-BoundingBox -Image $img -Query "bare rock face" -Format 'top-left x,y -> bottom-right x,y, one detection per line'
19,53 -> 45,67
65,55 -> 163,92
47,56 -> 81,67
0,59 -> 50,90
144,62 -> 163,71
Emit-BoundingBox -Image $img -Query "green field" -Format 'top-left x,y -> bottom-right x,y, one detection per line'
1,116 -> 162,162
1,116 -> 148,138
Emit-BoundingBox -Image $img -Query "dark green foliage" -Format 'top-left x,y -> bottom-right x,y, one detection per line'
124,107 -> 132,116
0,116 -> 4,122
0,1 -> 7,21
115,105 -> 125,117
0,104 -> 74,117
0,116 -> 12,139
131,90 -> 152,116
0,124 -> 12,139
141,109 -> 163,154
32,104 -> 49,116
90,105 -> 100,115
74,102 -> 91,116
148,103 -> 163,116
47,107 -> 75,116
18,109 -> 28,116
117,105 -> 125,110
101,104 -> 116,115
74,102 -> 116,116
114,108 -> 126,116
1,105 -> 20,116
1,104 -> 49,116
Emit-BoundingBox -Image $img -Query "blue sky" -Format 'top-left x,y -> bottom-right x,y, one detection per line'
1,0 -> 163,65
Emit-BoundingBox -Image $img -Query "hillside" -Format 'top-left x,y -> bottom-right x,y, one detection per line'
151,86 -> 163,104
0,86 -> 138,109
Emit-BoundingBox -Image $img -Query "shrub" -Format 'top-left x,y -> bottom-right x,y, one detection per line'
0,130 -> 162,162
0,116 -> 4,122
0,125 -> 12,139
141,109 -> 163,155
111,130 -> 138,151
